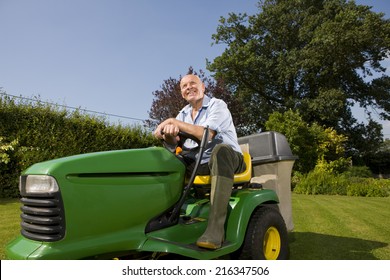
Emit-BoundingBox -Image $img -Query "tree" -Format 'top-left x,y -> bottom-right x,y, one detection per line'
265,110 -> 349,173
207,0 -> 390,155
146,67 -> 252,136
364,139 -> 390,176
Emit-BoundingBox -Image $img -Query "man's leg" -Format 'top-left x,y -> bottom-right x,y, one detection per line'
196,144 -> 245,249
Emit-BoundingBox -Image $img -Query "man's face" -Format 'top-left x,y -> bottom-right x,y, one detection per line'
180,75 -> 205,104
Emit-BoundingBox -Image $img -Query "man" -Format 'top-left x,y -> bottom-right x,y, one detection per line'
154,74 -> 245,250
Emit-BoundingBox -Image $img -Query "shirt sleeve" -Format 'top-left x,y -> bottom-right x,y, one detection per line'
203,99 -> 231,133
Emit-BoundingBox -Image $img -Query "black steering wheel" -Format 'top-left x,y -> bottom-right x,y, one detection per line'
160,129 -> 202,151
177,131 -> 201,149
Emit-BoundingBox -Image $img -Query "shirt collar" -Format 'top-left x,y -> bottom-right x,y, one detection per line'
180,95 -> 212,115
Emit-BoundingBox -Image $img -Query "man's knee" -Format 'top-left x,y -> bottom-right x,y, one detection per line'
211,144 -> 233,161
209,144 -> 236,177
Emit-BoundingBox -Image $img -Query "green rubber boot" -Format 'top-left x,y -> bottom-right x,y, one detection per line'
196,176 -> 233,250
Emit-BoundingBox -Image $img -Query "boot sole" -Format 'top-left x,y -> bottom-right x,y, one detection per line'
196,241 -> 221,250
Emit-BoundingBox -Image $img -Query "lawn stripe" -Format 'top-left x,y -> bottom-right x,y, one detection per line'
291,194 -> 390,259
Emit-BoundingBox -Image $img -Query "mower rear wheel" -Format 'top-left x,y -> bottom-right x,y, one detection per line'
234,206 -> 289,260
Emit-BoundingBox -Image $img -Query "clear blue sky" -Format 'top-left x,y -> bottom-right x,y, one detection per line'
0,0 -> 389,137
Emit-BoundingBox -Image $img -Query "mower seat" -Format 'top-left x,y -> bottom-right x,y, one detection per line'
193,151 -> 252,185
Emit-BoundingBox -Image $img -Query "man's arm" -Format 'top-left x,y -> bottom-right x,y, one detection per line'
153,118 -> 215,144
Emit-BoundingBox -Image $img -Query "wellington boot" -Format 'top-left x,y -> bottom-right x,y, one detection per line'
196,176 -> 233,250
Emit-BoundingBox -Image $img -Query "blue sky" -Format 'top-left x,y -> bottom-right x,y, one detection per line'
0,0 -> 389,137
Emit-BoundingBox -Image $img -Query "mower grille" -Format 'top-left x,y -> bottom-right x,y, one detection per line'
20,192 -> 65,242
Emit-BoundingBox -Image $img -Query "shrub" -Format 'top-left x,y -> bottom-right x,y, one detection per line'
294,169 -> 390,197
0,94 -> 158,198
0,137 -> 18,165
0,137 -> 20,197
343,165 -> 372,178
293,169 -> 347,195
265,110 -> 349,174
291,171 -> 304,190
346,178 -> 390,197
315,157 -> 351,174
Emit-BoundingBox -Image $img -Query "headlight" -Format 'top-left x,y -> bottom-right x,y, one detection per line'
21,175 -> 59,194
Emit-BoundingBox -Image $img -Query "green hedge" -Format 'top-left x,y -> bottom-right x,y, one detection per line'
0,94 -> 158,198
293,169 -> 390,197
346,177 -> 390,197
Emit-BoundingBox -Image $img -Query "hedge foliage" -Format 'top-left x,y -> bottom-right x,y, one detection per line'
293,168 -> 390,197
0,94 -> 158,198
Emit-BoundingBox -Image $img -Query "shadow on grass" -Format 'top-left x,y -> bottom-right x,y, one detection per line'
289,232 -> 388,260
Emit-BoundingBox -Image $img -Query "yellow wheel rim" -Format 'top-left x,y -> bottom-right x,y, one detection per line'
263,226 -> 281,260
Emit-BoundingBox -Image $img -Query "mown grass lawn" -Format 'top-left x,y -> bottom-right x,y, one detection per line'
290,194 -> 390,260
1,194 -> 389,259
0,198 -> 21,260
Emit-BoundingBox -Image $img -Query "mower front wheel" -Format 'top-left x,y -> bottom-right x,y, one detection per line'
234,206 -> 289,260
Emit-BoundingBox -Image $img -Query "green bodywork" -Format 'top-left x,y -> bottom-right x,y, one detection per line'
6,147 -> 279,260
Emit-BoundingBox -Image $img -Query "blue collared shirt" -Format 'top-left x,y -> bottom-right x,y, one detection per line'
176,95 -> 242,164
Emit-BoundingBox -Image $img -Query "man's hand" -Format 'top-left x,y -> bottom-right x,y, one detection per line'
161,124 -> 179,137
153,119 -> 180,145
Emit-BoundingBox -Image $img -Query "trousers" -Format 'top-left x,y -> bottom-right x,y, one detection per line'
182,144 -> 246,178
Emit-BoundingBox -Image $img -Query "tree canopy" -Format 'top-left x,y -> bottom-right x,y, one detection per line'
208,0 -> 390,134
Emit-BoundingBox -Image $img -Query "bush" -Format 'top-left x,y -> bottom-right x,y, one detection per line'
293,169 -> 347,195
346,178 -> 390,197
291,171 -> 304,190
343,165 -> 372,178
0,94 -> 158,198
265,110 -> 349,174
294,168 -> 390,197
315,157 -> 351,174
0,137 -> 20,197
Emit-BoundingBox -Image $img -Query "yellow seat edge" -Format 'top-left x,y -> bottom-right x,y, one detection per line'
193,152 -> 252,185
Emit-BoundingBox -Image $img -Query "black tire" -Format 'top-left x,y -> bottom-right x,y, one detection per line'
233,206 -> 289,260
